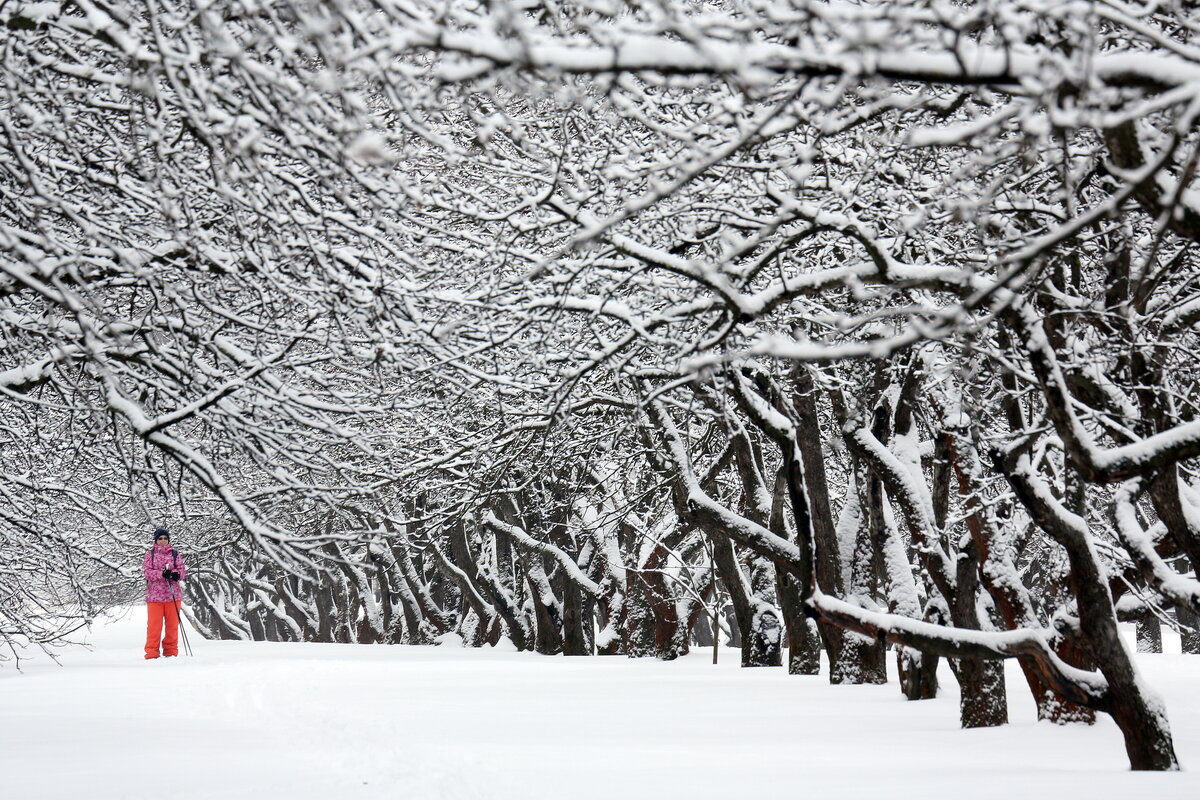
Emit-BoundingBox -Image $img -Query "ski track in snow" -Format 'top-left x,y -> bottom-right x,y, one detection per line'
2,609 -> 1199,799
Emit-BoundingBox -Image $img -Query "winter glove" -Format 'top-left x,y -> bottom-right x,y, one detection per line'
162,569 -> 181,581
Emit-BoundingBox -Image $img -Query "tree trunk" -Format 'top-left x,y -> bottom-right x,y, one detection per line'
262,606 -> 281,642
777,571 -> 821,674
950,539 -> 1008,728
723,601 -> 741,649
314,580 -> 337,643
639,538 -> 687,661
1007,460 -> 1178,769
898,646 -> 939,701
275,574 -> 318,642
1041,628 -> 1098,725
771,467 -> 820,674
1178,607 -> 1200,654
247,604 -> 267,641
953,656 -> 1008,728
1137,615 -> 1163,654
947,434 -> 1076,720
712,536 -> 780,667
622,571 -> 658,657
837,632 -> 887,684
792,367 -> 847,678
836,472 -> 886,684
561,576 -> 588,655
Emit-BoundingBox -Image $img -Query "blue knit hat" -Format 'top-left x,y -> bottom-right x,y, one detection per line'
153,528 -> 170,541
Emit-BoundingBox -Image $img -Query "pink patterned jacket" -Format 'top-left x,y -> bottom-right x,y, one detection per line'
144,544 -> 189,603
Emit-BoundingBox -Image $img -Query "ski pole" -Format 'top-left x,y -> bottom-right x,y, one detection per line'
171,579 -> 193,657
168,548 -> 193,657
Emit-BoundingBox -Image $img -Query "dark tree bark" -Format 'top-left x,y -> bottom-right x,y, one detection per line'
770,467 -> 821,673
313,580 -> 337,643
711,535 -> 782,667
1137,615 -> 1163,654
943,431 -> 1087,722
560,574 -> 589,655
627,523 -> 696,661
522,560 -> 565,655
247,602 -> 267,641
949,538 -> 1008,728
776,570 -> 820,674
838,476 -> 888,685
1006,460 -> 1179,770
1178,607 -> 1200,654
791,367 -> 848,678
897,641 -> 939,701
622,569 -> 659,657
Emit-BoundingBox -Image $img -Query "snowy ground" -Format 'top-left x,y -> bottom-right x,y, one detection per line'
2,610 -> 1199,799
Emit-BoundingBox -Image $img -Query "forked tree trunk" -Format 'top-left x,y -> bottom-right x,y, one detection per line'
275,574 -> 318,642
1008,461 -> 1178,769
520,556 -> 564,656
638,535 -> 690,661
944,430 -> 1086,722
711,536 -> 781,667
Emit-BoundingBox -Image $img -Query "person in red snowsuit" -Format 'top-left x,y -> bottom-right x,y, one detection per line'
143,528 -> 188,659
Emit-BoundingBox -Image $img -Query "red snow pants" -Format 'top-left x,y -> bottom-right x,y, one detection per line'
145,601 -> 180,659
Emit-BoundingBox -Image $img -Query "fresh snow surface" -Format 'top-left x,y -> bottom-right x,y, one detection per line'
2,609 -> 1199,800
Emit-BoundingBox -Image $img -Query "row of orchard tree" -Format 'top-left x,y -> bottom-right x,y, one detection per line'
3,0 -> 1200,771
185,339 -> 1200,771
